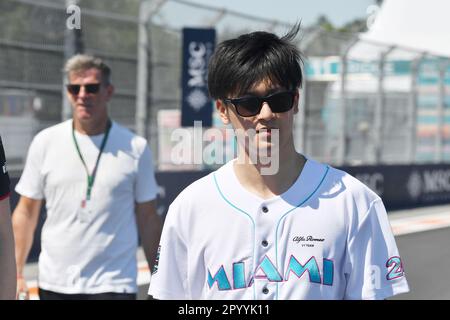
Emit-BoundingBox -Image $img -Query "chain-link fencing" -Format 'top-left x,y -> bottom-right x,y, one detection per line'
1,0 -> 449,172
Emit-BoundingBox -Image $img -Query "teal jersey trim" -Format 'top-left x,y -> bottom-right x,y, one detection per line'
275,165 -> 330,299
213,172 -> 257,300
212,164 -> 330,300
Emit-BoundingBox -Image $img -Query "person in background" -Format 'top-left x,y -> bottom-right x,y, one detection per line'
12,54 -> 162,300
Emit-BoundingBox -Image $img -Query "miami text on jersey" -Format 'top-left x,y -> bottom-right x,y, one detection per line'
207,255 -> 334,290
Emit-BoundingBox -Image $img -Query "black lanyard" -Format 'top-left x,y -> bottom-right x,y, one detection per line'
72,120 -> 112,201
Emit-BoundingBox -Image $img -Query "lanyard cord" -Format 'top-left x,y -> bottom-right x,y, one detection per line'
72,119 -> 112,201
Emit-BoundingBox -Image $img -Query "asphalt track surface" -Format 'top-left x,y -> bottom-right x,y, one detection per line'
389,226 -> 450,300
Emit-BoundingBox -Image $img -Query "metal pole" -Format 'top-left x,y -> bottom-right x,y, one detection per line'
171,0 -> 292,29
295,30 -> 322,158
136,0 -> 167,140
436,59 -> 448,163
338,60 -> 347,166
373,46 -> 394,164
408,55 -> 425,164
338,55 -> 348,165
63,0 -> 83,121
206,8 -> 227,27
136,2 -> 150,138
337,38 -> 358,165
295,78 -> 306,155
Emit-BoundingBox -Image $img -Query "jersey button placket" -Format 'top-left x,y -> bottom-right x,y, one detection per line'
255,203 -> 274,299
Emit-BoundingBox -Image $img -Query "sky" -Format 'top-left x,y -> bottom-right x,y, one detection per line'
182,0 -> 378,28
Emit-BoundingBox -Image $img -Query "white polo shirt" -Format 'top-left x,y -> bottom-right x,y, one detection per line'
149,158 -> 409,300
16,120 -> 158,294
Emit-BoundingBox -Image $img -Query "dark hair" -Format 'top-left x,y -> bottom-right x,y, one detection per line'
208,23 -> 303,99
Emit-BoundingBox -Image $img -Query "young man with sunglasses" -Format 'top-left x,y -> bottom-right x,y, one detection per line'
149,26 -> 409,300
0,135 -> 16,300
12,54 -> 162,300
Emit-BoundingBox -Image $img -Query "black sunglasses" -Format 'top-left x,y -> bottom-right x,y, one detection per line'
66,83 -> 101,95
223,90 -> 296,117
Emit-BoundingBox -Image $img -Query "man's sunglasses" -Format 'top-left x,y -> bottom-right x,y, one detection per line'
66,83 -> 101,95
222,90 -> 296,117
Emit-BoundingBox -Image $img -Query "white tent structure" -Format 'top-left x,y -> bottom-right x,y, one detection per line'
355,0 -> 450,59
347,0 -> 450,83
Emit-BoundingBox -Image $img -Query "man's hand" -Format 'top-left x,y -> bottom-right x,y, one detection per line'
135,200 -> 162,272
16,276 -> 29,300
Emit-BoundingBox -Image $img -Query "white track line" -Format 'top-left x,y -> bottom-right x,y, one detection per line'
390,211 -> 450,236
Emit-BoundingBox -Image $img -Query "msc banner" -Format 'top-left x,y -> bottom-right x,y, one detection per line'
341,163 -> 450,210
181,28 -> 216,127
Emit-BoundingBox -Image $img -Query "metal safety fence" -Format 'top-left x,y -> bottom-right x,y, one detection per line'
305,35 -> 450,165
1,0 -> 449,172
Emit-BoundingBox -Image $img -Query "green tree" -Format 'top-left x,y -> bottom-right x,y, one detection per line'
316,15 -> 334,32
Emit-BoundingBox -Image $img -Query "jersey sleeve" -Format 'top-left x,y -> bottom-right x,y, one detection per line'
0,136 -> 10,200
148,198 -> 189,299
344,198 -> 410,300
15,134 -> 46,200
134,142 -> 158,203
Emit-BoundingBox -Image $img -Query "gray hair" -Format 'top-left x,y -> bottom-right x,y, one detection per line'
64,54 -> 111,85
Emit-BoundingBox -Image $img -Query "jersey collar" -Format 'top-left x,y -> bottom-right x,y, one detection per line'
213,158 -> 330,219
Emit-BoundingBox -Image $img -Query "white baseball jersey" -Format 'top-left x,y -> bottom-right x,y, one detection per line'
149,158 -> 409,300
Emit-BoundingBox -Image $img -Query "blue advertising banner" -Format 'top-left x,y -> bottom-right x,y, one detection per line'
181,28 -> 216,127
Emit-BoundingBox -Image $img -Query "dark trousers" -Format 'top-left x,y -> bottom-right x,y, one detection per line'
38,288 -> 137,300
